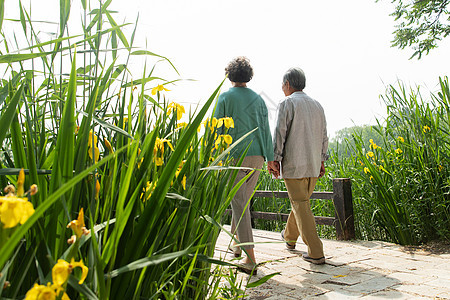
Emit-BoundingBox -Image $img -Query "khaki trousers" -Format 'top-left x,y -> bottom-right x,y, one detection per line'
284,177 -> 324,258
230,156 -> 264,250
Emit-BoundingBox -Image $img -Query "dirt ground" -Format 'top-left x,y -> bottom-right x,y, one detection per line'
402,239 -> 450,255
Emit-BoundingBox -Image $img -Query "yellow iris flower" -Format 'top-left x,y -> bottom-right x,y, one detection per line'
167,102 -> 185,120
369,139 -> 379,150
95,180 -> 100,199
422,125 -> 431,133
214,134 -> 233,149
395,148 -> 403,154
0,196 -> 35,229
364,167 -> 370,174
88,130 -> 100,162
378,165 -> 390,174
366,151 -> 374,159
155,157 -> 164,166
216,117 -> 234,129
52,258 -> 89,287
25,283 -> 70,300
222,117 -> 234,129
397,136 -> 405,143
0,169 -> 35,229
222,135 -> 232,144
201,117 -> 219,131
174,161 -> 187,190
142,181 -> 157,201
153,138 -> 174,166
151,84 -> 170,95
181,175 -> 186,190
154,138 -> 174,155
17,167 -> 25,196
104,138 -> 114,154
210,117 -> 218,129
67,208 -> 90,240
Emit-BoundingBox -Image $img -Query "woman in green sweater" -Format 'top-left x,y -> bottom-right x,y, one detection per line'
214,56 -> 274,274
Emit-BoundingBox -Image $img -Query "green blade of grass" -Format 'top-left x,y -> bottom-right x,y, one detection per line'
106,247 -> 197,279
0,0 -> 4,32
0,52 -> 54,64
0,83 -> 24,147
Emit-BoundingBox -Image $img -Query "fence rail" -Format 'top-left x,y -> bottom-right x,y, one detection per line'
226,178 -> 355,240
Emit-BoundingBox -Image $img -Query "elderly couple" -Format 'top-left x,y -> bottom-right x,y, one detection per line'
214,57 -> 328,275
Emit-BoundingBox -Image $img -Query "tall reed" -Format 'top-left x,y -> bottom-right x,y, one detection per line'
0,1 -> 269,298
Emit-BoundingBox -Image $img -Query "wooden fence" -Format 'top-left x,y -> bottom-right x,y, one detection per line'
226,178 -> 355,240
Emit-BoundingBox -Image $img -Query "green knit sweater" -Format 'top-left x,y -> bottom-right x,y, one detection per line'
214,87 -> 274,161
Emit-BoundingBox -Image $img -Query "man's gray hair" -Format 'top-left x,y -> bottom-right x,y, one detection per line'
283,68 -> 306,91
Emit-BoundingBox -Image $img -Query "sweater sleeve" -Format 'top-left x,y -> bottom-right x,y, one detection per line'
262,102 -> 274,161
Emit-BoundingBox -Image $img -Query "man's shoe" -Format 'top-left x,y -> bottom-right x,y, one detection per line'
236,262 -> 257,275
302,254 -> 325,265
281,230 -> 296,250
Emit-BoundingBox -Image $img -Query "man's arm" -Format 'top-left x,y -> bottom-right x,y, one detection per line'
321,114 -> 329,162
273,100 -> 289,162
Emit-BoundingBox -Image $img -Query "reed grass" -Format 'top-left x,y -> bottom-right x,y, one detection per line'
0,1 -> 276,299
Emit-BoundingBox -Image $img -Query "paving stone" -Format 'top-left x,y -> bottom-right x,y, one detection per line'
357,257 -> 425,272
360,289 -> 430,299
388,271 -> 435,284
292,271 -> 334,285
282,284 -> 328,298
309,290 -> 362,299
253,294 -> 298,300
345,275 -> 399,293
273,264 -> 309,278
326,256 -> 372,267
412,267 -> 450,280
304,262 -> 364,277
325,271 -> 376,286
392,283 -> 450,299
424,277 -> 450,289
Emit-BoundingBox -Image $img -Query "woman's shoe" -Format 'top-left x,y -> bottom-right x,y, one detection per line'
236,262 -> 257,275
228,245 -> 242,257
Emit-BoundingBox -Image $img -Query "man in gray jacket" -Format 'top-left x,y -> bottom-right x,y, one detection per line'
268,67 -> 328,265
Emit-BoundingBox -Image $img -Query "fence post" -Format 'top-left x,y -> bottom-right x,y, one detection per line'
332,178 -> 355,240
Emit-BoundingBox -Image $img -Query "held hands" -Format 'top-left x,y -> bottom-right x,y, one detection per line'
319,161 -> 325,178
267,161 -> 280,178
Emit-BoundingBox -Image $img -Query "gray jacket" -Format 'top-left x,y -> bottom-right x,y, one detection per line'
273,91 -> 328,178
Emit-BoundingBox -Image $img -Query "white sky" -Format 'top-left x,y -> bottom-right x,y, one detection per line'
5,0 -> 450,137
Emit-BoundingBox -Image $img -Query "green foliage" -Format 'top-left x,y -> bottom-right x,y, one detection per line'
379,0 -> 450,58
329,125 -> 383,159
0,1 -> 265,299
330,78 -> 450,244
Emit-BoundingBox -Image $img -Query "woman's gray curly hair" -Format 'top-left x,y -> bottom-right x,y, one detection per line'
225,56 -> 254,83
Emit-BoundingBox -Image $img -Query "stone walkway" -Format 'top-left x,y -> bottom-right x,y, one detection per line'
214,226 -> 450,299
